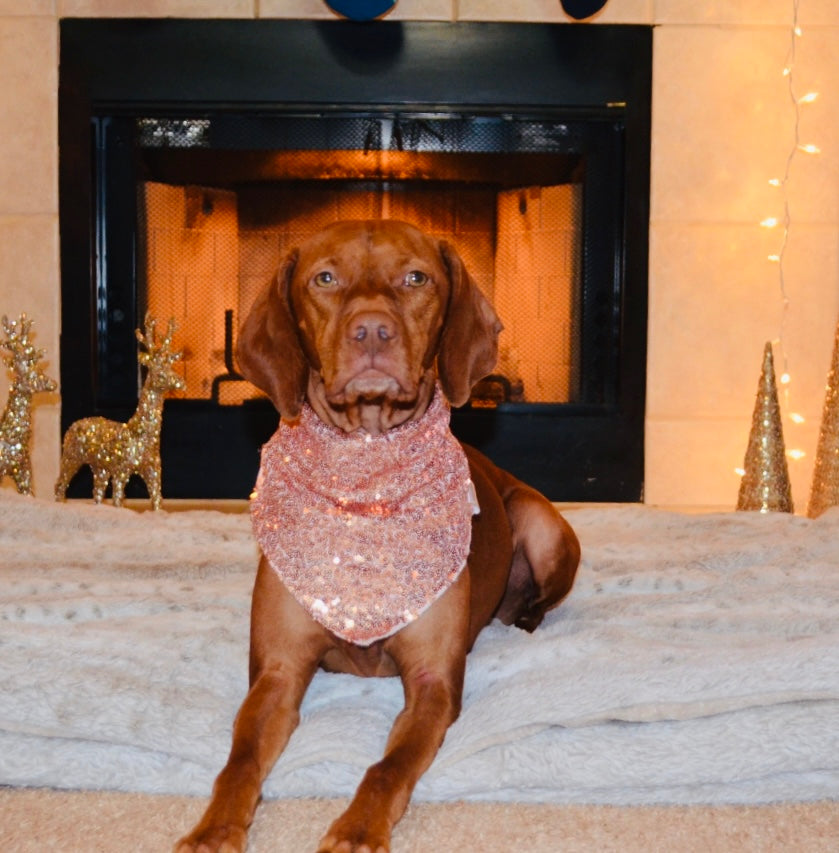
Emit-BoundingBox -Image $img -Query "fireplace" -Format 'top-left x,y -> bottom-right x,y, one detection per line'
59,20 -> 651,502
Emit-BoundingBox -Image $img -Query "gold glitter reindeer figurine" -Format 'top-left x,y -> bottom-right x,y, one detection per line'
55,315 -> 184,510
0,314 -> 57,495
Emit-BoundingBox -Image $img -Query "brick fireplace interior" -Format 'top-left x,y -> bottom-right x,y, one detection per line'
141,144 -> 584,407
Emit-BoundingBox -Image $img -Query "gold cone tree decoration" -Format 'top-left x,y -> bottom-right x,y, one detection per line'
807,316 -> 839,518
737,342 -> 793,513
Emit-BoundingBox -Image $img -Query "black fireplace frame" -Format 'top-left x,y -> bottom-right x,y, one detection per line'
59,19 -> 651,502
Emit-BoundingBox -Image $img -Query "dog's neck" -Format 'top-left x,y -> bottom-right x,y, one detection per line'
304,371 -> 437,436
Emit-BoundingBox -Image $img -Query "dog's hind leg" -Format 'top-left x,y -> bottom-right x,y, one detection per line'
495,483 -> 581,632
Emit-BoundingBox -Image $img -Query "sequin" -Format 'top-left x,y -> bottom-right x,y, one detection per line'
250,386 -> 478,646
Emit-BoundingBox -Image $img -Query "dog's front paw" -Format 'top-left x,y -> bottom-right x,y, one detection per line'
317,837 -> 389,853
174,823 -> 248,853
317,814 -> 390,853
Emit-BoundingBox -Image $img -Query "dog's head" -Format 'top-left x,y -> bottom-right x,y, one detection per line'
237,220 -> 501,431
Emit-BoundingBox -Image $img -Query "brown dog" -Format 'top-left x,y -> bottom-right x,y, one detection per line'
175,220 -> 580,853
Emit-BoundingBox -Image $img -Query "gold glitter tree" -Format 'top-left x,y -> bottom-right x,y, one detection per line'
0,314 -> 57,495
807,316 -> 839,518
737,342 -> 793,513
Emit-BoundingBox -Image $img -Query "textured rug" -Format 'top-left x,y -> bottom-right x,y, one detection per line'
1,491 -> 838,808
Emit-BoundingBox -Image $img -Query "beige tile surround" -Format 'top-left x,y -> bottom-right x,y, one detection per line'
1,0 -> 837,511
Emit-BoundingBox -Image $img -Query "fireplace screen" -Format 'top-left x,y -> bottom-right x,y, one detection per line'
137,114 -> 585,408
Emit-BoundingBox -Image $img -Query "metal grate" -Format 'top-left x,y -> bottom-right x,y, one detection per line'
137,118 -> 211,148
138,112 -> 592,405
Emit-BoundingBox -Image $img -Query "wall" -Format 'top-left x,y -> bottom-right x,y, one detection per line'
1,0 -> 837,511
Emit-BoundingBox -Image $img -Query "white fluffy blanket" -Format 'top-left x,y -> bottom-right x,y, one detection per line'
1,491 -> 837,806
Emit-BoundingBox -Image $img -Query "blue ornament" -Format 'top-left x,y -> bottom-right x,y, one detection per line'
560,0 -> 608,19
325,0 -> 397,21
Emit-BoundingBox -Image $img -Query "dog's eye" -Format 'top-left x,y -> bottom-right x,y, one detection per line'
313,271 -> 337,288
404,270 -> 429,288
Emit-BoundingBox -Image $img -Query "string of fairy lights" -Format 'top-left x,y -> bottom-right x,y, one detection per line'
761,0 -> 820,464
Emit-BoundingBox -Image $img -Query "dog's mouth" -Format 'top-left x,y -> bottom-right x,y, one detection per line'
314,366 -> 432,435
326,368 -> 416,407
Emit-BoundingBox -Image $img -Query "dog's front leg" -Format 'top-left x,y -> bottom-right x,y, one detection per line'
174,663 -> 316,853
176,562 -> 328,853
317,573 -> 471,853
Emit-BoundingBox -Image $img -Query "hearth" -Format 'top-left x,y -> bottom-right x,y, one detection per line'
59,20 -> 651,501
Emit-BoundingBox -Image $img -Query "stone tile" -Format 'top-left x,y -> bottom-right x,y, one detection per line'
785,27 -> 839,223
798,2 -> 839,26
655,0 -> 839,27
647,222 -> 838,427
0,1 -> 55,14
775,225 -> 839,417
260,0 -> 452,19
651,26 -> 792,225
258,0 -> 333,18
384,0 -> 452,19
457,0 -> 570,22
0,216 -> 60,355
648,223 -> 777,420
458,0 -> 652,23
645,417 -> 746,508
652,23 -> 838,225
58,0 -> 255,16
28,402 -> 61,501
0,17 -> 57,216
646,414 -> 817,513
0,217 -> 60,500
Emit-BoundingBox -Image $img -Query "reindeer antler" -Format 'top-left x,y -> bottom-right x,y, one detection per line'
136,314 -> 183,367
136,312 -> 155,351
1,313 -> 41,366
2,313 -> 34,340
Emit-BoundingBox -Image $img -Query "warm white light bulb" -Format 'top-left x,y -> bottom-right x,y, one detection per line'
789,412 -> 806,424
760,217 -> 779,228
798,91 -> 819,104
780,372 -> 791,385
768,178 -> 782,187
787,448 -> 806,461
799,143 -> 821,154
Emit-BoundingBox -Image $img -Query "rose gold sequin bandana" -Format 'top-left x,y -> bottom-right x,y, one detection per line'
250,388 -> 478,646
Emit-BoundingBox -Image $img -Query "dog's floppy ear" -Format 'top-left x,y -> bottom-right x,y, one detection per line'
236,249 -> 309,420
436,241 -> 503,407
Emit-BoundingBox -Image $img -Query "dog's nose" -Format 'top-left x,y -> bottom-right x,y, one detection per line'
353,324 -> 392,343
349,313 -> 397,352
